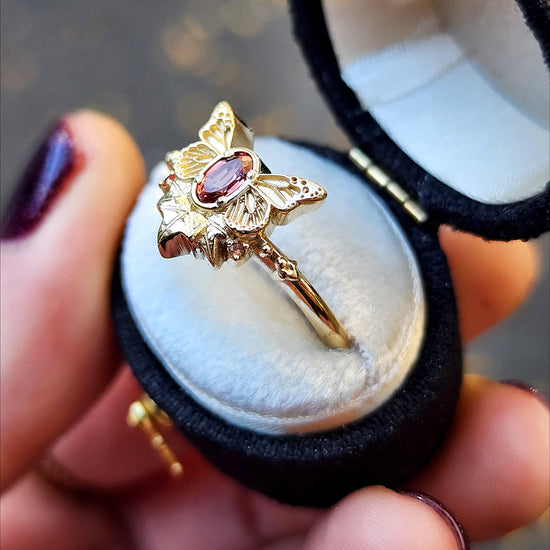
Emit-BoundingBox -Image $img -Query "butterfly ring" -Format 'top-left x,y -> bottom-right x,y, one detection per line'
156,101 -> 351,349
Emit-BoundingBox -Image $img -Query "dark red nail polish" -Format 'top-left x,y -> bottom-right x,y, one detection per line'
399,490 -> 470,550
501,380 -> 549,410
1,121 -> 79,240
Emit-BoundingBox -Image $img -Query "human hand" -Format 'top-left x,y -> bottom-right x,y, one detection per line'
1,111 -> 548,549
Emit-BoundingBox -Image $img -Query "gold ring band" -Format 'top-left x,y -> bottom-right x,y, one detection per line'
250,235 -> 350,348
156,101 -> 351,349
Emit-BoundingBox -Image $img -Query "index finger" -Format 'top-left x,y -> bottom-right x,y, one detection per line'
0,110 -> 145,491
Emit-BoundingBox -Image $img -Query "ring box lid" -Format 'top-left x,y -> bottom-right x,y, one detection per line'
290,0 -> 550,240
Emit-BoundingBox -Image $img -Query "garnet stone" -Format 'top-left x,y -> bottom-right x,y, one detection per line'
196,152 -> 253,204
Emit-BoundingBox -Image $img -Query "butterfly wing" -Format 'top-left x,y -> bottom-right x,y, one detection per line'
199,101 -> 236,155
253,174 -> 326,225
223,174 -> 326,234
165,102 -> 238,181
223,187 -> 271,234
166,141 -> 217,182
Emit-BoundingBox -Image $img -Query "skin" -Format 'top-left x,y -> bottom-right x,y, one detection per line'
1,110 -> 549,550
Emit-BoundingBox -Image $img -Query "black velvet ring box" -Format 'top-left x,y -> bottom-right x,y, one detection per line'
112,0 -> 549,507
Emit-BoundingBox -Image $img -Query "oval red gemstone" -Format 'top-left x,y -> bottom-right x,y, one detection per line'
196,152 -> 253,204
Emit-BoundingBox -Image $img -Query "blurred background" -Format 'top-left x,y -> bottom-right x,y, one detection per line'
1,1 -> 548,548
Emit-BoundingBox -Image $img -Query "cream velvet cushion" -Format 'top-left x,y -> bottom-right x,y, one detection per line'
122,138 -> 425,435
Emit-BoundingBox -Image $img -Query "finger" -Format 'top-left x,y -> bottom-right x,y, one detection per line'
48,366 -> 192,488
55,374 -> 549,546
303,486 -> 464,550
406,374 -> 550,541
258,534 -> 307,550
0,473 -> 128,550
439,226 -> 538,342
1,111 -> 145,491
114,458 -> 322,550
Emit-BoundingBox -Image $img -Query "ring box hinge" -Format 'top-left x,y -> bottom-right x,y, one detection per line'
349,148 -> 429,224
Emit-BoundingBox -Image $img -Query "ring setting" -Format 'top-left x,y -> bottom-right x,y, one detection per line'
156,101 -> 351,349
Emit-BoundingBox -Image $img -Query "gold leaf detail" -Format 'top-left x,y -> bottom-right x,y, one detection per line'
174,194 -> 191,210
158,231 -> 193,259
157,180 -> 208,253
181,211 -> 209,239
201,231 -> 227,268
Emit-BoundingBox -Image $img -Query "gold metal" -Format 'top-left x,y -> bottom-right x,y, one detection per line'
127,394 -> 183,478
349,147 -> 428,224
366,165 -> 391,187
348,147 -> 373,170
156,101 -> 351,349
251,235 -> 351,349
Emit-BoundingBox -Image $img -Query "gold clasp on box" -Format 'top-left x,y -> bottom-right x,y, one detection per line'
127,394 -> 183,478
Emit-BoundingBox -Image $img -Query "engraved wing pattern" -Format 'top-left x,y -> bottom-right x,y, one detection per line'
223,187 -> 271,233
198,101 -> 236,154
222,174 -> 327,233
254,174 -> 326,213
165,101 -> 237,181
167,142 -> 216,181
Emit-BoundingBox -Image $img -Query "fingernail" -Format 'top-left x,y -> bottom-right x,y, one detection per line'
399,490 -> 470,550
501,380 -> 549,410
1,120 -> 79,240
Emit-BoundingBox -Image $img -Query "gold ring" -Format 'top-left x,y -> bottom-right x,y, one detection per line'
156,101 -> 351,349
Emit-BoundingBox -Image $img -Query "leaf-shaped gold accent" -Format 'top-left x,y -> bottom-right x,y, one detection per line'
199,101 -> 236,155
157,174 -> 209,259
254,174 -> 326,212
167,142 -> 216,181
158,231 -> 193,259
157,209 -> 209,257
158,195 -> 188,227
224,187 -> 270,233
181,212 -> 209,239
158,178 -> 191,223
158,193 -> 207,236
200,229 -> 228,268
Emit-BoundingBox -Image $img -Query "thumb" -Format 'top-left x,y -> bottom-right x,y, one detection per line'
1,110 -> 145,491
